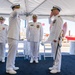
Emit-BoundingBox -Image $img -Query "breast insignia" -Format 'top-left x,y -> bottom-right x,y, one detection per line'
53,19 -> 56,23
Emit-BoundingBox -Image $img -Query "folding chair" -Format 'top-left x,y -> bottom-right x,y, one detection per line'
17,40 -> 26,57
42,42 -> 52,60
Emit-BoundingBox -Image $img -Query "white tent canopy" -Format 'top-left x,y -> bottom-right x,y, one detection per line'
0,0 -> 75,21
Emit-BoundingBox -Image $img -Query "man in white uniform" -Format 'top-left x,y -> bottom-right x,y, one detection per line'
6,4 -> 21,74
48,6 -> 63,73
0,17 -> 8,62
26,15 -> 43,63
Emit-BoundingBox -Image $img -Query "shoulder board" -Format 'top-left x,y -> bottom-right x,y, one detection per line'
29,22 -> 34,26
4,24 -> 8,26
58,16 -> 63,20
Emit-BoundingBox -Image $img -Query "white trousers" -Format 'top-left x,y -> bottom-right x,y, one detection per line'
51,41 -> 61,71
6,38 -> 18,70
0,43 -> 5,60
30,42 -> 39,59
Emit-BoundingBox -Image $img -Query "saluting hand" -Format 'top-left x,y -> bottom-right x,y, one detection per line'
50,11 -> 53,18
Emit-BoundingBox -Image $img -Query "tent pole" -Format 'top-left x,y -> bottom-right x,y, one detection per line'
7,0 -> 14,4
25,16 -> 29,27
24,0 -> 29,15
29,0 -> 47,14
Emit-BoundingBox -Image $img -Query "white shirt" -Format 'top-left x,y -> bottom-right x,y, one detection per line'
26,22 -> 43,42
7,9 -> 20,40
48,15 -> 63,42
0,24 -> 8,43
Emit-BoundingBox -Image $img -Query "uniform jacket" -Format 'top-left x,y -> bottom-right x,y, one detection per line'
48,15 -> 63,42
26,22 -> 43,42
7,9 -> 20,40
0,24 -> 8,43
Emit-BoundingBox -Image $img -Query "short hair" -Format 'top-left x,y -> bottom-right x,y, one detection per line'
32,15 -> 37,19
0,16 -> 5,20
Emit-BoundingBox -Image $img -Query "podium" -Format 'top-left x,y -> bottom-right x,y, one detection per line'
66,36 -> 75,54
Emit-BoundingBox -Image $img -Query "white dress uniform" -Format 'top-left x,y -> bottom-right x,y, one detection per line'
6,9 -> 20,70
49,15 -> 63,71
0,24 -> 8,62
26,22 -> 43,62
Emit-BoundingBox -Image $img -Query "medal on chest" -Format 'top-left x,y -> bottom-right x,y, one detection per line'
36,25 -> 40,28
53,19 -> 56,23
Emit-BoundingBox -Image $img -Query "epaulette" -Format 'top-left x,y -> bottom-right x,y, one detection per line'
4,24 -> 8,26
58,16 -> 62,20
29,22 -> 34,26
